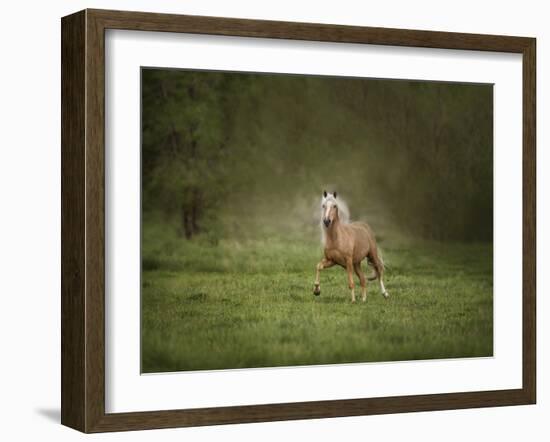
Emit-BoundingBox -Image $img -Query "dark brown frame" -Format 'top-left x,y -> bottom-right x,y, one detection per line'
61,8 -> 536,433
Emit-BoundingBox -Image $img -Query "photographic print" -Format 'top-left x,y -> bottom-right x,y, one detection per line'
140,68 -> 493,373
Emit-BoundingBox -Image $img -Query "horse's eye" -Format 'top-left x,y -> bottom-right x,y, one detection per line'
322,205 -> 326,209
334,205 -> 338,209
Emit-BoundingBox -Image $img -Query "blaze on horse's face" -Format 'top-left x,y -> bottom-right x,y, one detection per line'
322,191 -> 338,228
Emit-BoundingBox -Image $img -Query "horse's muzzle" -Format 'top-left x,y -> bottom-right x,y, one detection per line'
323,218 -> 331,227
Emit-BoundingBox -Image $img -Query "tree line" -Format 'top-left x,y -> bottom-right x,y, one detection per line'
142,69 -> 493,242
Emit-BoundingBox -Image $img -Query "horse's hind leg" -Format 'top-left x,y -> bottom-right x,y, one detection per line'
353,262 -> 367,302
379,274 -> 389,299
369,251 -> 389,299
314,258 -> 334,296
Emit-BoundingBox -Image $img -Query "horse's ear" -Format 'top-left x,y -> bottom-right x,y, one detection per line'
333,191 -> 337,199
323,190 -> 327,198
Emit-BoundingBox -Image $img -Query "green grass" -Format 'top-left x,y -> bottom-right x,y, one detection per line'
141,236 -> 493,373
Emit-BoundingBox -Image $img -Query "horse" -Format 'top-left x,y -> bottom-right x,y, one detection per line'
313,191 -> 389,303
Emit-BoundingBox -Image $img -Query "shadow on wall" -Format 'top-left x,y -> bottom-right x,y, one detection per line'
35,408 -> 60,423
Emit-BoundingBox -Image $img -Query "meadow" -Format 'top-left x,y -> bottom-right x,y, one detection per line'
141,232 -> 493,373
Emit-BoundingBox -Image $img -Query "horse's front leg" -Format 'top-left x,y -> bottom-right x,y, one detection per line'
314,258 -> 334,296
345,258 -> 356,303
353,262 -> 367,302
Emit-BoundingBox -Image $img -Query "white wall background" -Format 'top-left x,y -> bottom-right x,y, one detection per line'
0,0 -> 546,440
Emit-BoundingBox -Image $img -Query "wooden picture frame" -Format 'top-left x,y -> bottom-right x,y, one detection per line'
61,8 -> 536,433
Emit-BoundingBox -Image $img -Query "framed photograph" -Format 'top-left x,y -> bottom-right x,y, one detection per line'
61,9 -> 536,433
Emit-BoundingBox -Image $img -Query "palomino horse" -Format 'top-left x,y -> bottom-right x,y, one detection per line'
313,191 -> 389,303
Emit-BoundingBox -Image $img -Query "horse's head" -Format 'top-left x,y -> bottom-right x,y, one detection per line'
321,190 -> 339,228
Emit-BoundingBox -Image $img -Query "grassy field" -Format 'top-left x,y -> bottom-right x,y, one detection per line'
141,231 -> 493,373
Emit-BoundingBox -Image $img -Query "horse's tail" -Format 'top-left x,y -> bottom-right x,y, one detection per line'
366,248 -> 385,280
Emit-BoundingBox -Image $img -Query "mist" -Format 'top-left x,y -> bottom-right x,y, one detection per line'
141,68 -> 493,245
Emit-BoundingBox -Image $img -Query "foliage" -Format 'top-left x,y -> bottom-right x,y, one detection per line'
142,70 -> 493,242
142,69 -> 242,239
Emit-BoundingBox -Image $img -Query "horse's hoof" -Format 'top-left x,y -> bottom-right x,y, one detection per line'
382,291 -> 390,299
313,285 -> 321,296
351,299 -> 356,304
